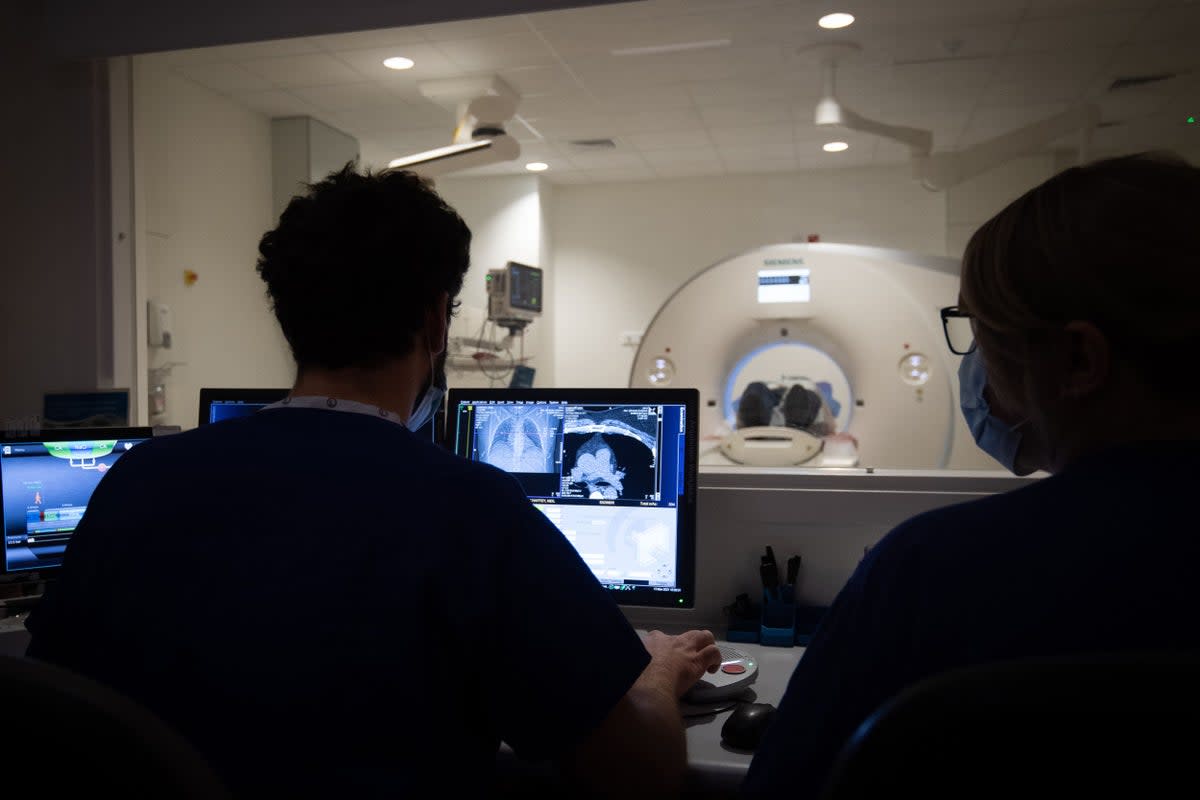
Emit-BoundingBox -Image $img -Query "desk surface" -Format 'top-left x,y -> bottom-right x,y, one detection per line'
496,635 -> 804,796
1,618 -> 803,796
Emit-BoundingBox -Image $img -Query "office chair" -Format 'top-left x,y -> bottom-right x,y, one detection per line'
819,652 -> 1200,799
0,654 -> 231,798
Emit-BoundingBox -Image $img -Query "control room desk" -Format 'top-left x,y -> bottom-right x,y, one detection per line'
1,619 -> 804,797
497,638 -> 806,798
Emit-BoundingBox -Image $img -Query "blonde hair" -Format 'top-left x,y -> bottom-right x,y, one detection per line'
961,151 -> 1200,393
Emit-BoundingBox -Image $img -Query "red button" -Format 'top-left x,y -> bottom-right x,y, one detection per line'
721,663 -> 747,675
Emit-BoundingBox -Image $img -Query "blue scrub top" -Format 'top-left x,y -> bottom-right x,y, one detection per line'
744,440 -> 1200,799
26,408 -> 650,797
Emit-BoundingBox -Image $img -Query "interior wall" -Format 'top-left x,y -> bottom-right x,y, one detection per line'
433,175 -> 549,389
0,2 -> 112,426
549,165 -> 949,388
133,55 -> 293,429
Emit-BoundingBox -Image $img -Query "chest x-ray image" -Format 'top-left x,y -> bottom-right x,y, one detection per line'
562,406 -> 658,500
475,405 -> 563,474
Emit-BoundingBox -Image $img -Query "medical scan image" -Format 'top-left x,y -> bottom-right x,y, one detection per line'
562,406 -> 658,501
474,405 -> 564,474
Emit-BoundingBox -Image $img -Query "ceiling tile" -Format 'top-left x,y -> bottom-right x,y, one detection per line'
498,64 -> 581,96
1132,4 -> 1200,44
1010,11 -> 1145,52
626,130 -> 713,151
335,102 -> 454,135
410,15 -> 532,42
613,108 -> 704,133
1025,0 -> 1154,18
1105,41 -> 1200,81
718,143 -> 796,162
564,151 -> 647,170
434,32 -> 558,71
544,170 -> 594,185
585,167 -> 659,182
240,54 -> 362,87
876,23 -> 1018,64
591,85 -> 698,112
700,103 -> 794,129
688,76 -> 815,107
640,145 -> 721,164
310,27 -> 428,51
652,162 -> 724,179
709,124 -> 794,147
328,43 -> 463,81
227,89 -> 321,118
289,82 -> 406,112
173,62 -> 274,93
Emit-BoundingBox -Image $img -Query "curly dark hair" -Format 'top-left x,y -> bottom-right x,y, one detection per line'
256,162 -> 471,370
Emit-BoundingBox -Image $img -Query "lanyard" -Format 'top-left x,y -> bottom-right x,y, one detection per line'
261,396 -> 407,428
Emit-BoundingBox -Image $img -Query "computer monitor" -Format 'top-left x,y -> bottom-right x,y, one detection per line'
42,389 -> 130,428
1,427 -> 153,574
198,388 -> 289,427
444,388 -> 698,609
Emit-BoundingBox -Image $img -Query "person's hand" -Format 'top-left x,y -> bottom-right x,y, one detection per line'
638,629 -> 722,699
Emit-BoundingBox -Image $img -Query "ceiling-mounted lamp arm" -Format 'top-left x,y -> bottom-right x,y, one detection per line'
387,135 -> 521,179
915,104 -> 1101,191
830,106 -> 934,155
814,55 -> 933,156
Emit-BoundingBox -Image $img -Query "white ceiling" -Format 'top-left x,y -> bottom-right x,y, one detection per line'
150,0 -> 1200,183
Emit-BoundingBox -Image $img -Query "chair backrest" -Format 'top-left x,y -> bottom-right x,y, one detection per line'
0,654 -> 231,798
819,652 -> 1200,800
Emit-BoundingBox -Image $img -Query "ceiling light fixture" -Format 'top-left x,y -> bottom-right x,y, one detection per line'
525,162 -> 549,172
823,141 -> 849,152
818,12 -> 855,29
611,39 -> 731,56
383,56 -> 415,70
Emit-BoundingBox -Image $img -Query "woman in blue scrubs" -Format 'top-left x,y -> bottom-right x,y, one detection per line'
743,151 -> 1200,799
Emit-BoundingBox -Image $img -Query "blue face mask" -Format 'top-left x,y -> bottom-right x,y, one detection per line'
958,349 -> 1026,473
407,349 -> 445,432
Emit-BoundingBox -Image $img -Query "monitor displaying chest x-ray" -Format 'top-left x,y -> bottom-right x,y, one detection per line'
444,388 -> 698,609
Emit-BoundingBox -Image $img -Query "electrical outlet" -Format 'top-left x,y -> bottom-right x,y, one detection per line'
619,331 -> 643,347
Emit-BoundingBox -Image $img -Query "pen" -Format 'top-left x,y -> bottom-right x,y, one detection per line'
786,555 -> 801,587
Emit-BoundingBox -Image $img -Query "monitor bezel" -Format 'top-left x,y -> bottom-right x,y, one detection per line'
442,387 -> 699,610
1,426 -> 154,577
197,388 -> 289,427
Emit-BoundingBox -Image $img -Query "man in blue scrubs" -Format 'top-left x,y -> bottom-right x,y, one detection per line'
27,164 -> 720,797
743,152 -> 1200,798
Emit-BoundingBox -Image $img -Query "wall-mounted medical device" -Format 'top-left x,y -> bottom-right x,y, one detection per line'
147,300 -> 173,349
487,261 -> 543,332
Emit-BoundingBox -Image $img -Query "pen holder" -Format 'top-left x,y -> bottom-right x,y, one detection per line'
760,586 -> 797,647
726,612 -> 761,643
793,605 -> 830,646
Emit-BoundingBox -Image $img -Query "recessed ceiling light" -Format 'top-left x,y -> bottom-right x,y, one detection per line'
823,141 -> 849,152
383,56 -> 415,70
818,12 -> 855,29
525,162 -> 549,172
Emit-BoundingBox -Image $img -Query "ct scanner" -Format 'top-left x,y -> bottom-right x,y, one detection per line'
629,243 -> 997,471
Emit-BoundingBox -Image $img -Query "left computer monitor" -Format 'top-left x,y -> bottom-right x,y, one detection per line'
1,427 -> 153,574
198,388 -> 289,427
42,389 -> 130,429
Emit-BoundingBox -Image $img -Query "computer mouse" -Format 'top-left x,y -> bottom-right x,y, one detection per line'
720,702 -> 776,751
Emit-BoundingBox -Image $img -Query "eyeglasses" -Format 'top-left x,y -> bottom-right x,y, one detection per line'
940,306 -> 977,355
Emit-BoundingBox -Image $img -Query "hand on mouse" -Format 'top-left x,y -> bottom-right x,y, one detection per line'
638,629 -> 722,700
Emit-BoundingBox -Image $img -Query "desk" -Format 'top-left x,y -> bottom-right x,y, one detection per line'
496,638 -> 805,798
1,619 -> 804,797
